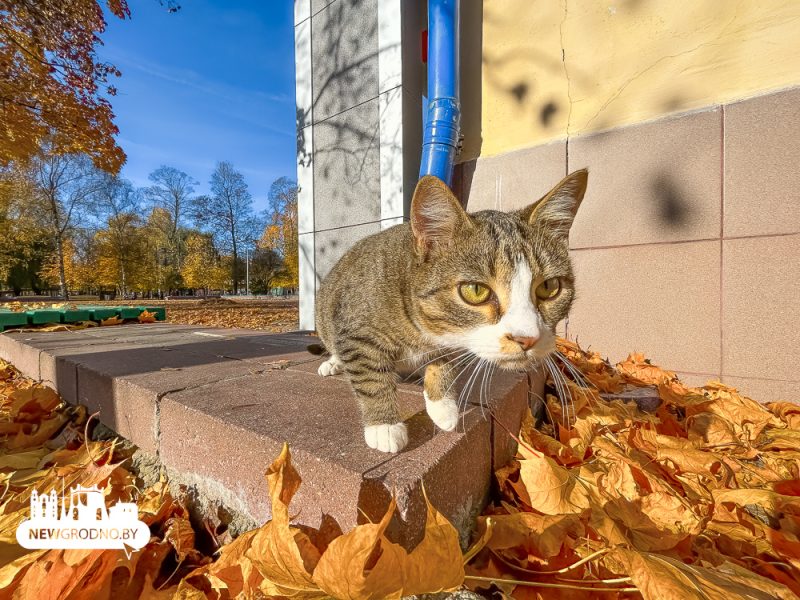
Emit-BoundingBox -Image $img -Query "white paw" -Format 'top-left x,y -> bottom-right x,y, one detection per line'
364,423 -> 408,453
317,356 -> 343,376
424,391 -> 459,431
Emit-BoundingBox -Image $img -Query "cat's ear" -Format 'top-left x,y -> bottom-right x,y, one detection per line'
411,175 -> 470,256
518,169 -> 588,240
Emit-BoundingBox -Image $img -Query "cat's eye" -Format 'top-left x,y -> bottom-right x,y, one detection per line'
458,282 -> 492,305
535,278 -> 561,300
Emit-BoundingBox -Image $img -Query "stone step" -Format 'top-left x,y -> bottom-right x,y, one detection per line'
0,324 -> 542,547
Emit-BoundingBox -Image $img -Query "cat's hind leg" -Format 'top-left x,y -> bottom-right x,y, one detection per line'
317,355 -> 344,376
424,360 -> 459,431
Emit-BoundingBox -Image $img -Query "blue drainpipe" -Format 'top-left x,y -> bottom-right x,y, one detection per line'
419,0 -> 460,186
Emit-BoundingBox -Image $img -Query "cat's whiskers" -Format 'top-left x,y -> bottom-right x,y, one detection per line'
544,355 -> 575,428
478,360 -> 497,420
457,358 -> 484,431
553,350 -> 594,390
444,353 -> 479,433
404,347 -> 465,382
459,357 -> 486,415
553,356 -> 576,425
401,345 -> 459,369
443,353 -> 478,399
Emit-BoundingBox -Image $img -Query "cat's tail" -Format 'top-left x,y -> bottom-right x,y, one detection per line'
306,343 -> 327,356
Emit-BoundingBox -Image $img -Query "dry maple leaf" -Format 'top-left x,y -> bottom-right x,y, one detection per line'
164,516 -> 197,562
244,443 -> 322,598
617,352 -> 677,386
100,315 -> 123,326
312,492 -> 464,599
768,401 -> 800,428
480,511 -> 583,560
613,549 -> 797,600
515,445 -> 590,516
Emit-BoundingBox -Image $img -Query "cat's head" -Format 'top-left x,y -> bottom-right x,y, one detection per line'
409,169 -> 588,370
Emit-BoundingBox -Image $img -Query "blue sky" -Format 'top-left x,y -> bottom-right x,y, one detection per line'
99,0 -> 296,211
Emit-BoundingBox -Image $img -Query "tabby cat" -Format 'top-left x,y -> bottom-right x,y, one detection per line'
314,169 -> 588,452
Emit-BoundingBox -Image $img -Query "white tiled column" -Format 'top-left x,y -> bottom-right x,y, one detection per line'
295,1 -> 316,330
378,0 -> 405,229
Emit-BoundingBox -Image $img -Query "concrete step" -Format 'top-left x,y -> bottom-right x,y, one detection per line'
0,324 -> 542,547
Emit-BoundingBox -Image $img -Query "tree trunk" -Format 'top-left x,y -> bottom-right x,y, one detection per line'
55,234 -> 68,300
231,238 -> 239,294
120,261 -> 127,297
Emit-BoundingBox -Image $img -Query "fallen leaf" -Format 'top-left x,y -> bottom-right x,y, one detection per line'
138,310 -> 157,323
516,446 -> 590,516
614,548 -> 797,600
313,492 -> 464,599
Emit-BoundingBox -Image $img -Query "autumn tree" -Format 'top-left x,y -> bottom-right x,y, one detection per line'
0,0 -> 130,171
143,206 -> 181,296
248,246 -> 283,294
181,233 -> 227,295
261,177 -> 298,289
91,173 -> 141,295
192,161 -> 259,294
144,166 -> 196,272
0,166 -> 51,292
27,151 -> 101,298
40,233 -> 97,293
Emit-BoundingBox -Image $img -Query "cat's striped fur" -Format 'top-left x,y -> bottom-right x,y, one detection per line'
315,170 -> 588,452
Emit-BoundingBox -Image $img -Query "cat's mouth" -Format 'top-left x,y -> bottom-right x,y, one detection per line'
492,350 -> 549,371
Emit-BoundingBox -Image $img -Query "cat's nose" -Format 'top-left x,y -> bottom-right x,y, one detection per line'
509,335 -> 538,351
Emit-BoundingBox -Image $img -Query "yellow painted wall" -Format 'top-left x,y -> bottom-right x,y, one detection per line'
478,0 -> 800,157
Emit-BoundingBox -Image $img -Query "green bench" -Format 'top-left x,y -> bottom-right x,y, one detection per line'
0,305 -> 167,329
0,309 -> 28,330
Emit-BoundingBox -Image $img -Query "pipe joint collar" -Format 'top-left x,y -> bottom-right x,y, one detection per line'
423,97 -> 461,149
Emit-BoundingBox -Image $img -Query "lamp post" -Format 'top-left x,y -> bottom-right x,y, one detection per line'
245,245 -> 250,296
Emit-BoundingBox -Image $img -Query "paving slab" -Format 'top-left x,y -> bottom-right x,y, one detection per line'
0,324 -> 538,547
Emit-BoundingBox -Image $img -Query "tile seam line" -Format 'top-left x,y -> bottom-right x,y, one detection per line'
673,370 -> 722,377
307,216 -> 409,234
569,231 -> 800,252
309,84 -> 402,127
721,374 -> 800,384
570,238 -> 718,251
310,0 -> 338,21
719,105 -> 725,381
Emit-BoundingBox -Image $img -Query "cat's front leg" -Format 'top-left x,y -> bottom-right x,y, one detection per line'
339,343 -> 408,453
423,360 -> 460,431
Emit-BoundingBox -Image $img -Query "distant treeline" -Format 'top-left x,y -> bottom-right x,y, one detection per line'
0,151 -> 298,299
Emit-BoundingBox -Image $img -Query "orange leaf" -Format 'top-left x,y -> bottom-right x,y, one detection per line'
138,310 -> 157,323
617,353 -> 677,386
313,492 -> 464,599
482,512 -> 583,559
516,446 -> 590,516
164,516 -> 196,561
244,443 -> 322,597
614,548 -> 797,600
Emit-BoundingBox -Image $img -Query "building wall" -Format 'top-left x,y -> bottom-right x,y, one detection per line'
294,0 -> 424,329
479,0 -> 800,156
457,0 -> 800,402
457,86 -> 800,403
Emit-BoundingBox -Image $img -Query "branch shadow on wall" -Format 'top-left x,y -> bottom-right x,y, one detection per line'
296,0 -> 386,278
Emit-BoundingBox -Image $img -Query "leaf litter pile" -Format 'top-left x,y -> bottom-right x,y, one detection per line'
0,338 -> 798,599
160,298 -> 298,332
